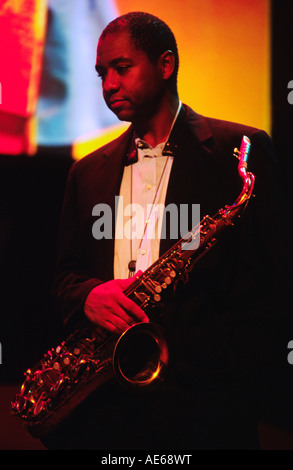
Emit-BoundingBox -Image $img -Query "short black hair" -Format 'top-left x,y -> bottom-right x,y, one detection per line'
100,11 -> 179,88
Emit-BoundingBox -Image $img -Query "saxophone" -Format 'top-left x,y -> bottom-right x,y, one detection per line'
11,136 -> 255,438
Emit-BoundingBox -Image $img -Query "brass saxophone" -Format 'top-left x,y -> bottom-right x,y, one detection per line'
11,136 -> 255,438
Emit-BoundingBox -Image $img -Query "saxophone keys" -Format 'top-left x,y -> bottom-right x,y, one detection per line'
55,341 -> 65,354
162,268 -> 176,284
148,279 -> 162,293
61,353 -> 76,367
233,147 -> 240,159
174,259 -> 184,270
206,237 -> 217,249
154,294 -> 161,302
11,394 -> 27,415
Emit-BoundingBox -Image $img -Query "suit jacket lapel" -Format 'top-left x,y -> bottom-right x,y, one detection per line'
160,105 -> 215,255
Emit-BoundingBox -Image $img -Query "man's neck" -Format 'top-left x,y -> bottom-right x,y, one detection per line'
133,95 -> 180,148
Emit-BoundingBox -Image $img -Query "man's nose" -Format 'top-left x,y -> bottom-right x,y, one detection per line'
103,70 -> 121,94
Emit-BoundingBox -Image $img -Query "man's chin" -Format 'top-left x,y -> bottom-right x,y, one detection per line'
113,110 -> 134,123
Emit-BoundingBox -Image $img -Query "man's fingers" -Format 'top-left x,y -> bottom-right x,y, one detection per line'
104,307 -> 145,334
126,300 -> 149,322
103,316 -> 131,334
115,274 -> 149,323
84,278 -> 149,334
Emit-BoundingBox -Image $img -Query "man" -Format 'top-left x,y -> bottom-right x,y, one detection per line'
47,12 -> 289,450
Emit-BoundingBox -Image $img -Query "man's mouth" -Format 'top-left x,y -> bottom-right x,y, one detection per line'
108,98 -> 127,109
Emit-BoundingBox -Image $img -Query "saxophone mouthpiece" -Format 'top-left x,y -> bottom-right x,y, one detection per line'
240,135 -> 251,161
234,135 -> 251,170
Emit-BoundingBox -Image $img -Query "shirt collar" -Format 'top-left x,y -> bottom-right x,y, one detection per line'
126,101 -> 183,166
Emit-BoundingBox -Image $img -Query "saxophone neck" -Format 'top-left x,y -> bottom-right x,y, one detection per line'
230,135 -> 255,209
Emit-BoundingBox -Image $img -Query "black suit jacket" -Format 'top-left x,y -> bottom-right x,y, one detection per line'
50,105 -> 290,449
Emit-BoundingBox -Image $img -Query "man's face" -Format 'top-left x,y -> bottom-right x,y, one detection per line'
96,31 -> 165,123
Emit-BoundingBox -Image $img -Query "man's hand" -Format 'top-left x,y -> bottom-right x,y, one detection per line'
84,275 -> 149,334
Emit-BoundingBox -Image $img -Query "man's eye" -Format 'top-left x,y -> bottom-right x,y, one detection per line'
117,65 -> 130,74
96,72 -> 105,80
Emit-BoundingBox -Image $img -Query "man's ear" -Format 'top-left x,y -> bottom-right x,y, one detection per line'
159,50 -> 175,80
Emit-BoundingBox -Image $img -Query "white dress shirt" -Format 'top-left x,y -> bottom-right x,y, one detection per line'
114,102 -> 182,279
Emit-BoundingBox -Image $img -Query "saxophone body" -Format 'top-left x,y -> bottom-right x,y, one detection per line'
11,136 -> 255,438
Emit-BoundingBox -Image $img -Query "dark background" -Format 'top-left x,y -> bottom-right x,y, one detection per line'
0,0 -> 292,449
271,1 -> 293,222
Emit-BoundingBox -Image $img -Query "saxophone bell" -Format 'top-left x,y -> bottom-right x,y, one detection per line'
113,322 -> 169,387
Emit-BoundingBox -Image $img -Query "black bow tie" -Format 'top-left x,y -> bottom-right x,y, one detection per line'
125,104 -> 185,166
125,140 -> 178,166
